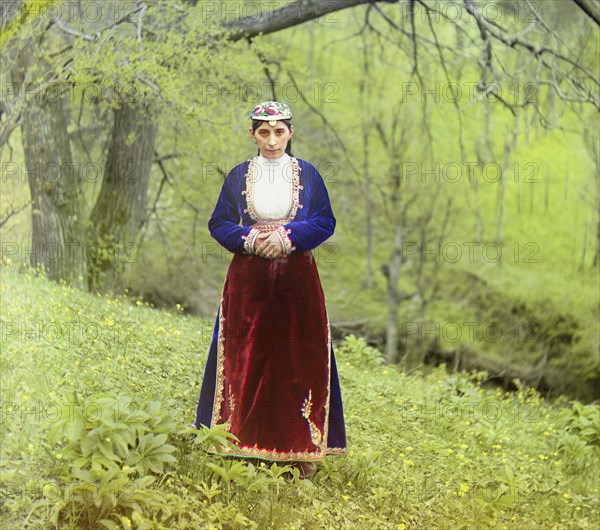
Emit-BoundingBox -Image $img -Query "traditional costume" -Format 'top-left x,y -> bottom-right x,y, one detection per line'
193,102 -> 347,462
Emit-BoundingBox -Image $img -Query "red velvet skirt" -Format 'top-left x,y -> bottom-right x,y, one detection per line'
208,250 -> 335,461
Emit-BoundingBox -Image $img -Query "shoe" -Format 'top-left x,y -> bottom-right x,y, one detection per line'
294,461 -> 316,479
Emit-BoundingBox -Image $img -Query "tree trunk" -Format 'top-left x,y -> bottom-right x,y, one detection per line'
21,93 -> 87,288
496,126 -> 517,244
384,220 -> 403,364
87,102 -> 158,293
595,215 -> 599,268
10,32 -> 88,289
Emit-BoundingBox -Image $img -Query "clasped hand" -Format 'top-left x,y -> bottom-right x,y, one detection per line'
253,231 -> 284,259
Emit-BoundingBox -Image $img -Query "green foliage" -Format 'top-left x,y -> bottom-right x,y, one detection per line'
34,391 -> 178,529
189,422 -> 242,454
556,401 -> 600,447
552,401 -> 600,474
337,334 -> 384,367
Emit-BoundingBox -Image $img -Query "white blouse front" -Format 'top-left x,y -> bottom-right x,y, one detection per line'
253,153 -> 293,220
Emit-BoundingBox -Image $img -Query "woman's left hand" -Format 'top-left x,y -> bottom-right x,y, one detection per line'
254,231 -> 284,259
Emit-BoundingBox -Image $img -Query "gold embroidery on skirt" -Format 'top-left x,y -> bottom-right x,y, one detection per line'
210,296 -> 227,428
323,313 -> 331,451
301,388 -> 323,448
228,383 -> 236,419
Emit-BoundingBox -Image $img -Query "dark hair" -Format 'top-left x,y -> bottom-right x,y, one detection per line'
251,119 -> 293,156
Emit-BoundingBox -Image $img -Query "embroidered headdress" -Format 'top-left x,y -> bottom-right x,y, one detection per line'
250,101 -> 292,126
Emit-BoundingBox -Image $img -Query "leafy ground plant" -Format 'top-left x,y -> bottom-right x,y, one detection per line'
28,392 -> 178,529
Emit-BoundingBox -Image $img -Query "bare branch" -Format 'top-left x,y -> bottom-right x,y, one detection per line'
137,3 -> 147,59
571,0 -> 600,27
464,0 -> 599,86
422,5 -> 469,159
0,201 -> 32,230
285,68 -> 362,180
52,21 -> 95,41
52,5 -> 145,43
223,0 -> 399,41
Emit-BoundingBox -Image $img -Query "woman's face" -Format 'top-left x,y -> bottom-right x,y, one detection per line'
249,121 -> 294,159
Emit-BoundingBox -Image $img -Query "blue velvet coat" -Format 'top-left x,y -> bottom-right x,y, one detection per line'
208,158 -> 337,254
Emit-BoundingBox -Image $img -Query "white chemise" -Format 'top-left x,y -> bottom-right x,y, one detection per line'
252,153 -> 293,220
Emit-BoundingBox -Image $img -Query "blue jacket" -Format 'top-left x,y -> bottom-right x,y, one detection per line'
208,157 -> 336,254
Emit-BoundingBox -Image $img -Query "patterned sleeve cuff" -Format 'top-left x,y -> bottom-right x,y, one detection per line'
242,227 -> 261,254
275,226 -> 295,255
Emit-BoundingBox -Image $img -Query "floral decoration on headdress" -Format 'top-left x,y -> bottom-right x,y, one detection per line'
250,101 -> 292,125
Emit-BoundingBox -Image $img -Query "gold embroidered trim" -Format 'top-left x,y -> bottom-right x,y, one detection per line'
227,383 -> 236,421
242,158 -> 260,221
251,221 -> 286,229
323,312 -> 332,452
242,157 -> 303,223
326,447 -> 348,454
210,293 -> 227,428
301,388 -> 323,448
289,157 -> 304,220
241,227 -> 261,254
275,225 -> 294,255
206,444 -> 343,461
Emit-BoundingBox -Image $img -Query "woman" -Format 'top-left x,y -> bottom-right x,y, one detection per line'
193,101 -> 347,479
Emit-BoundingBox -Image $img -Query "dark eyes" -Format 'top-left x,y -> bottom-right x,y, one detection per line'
259,130 -> 286,136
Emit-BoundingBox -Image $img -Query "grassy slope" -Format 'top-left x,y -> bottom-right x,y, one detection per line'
1,262 -> 598,529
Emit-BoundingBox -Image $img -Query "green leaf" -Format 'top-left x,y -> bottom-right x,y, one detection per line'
71,467 -> 96,483
495,492 -> 517,508
80,435 -> 94,457
144,400 -> 161,416
579,427 -> 597,438
98,441 -> 120,463
206,462 -> 229,482
111,432 -> 130,457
